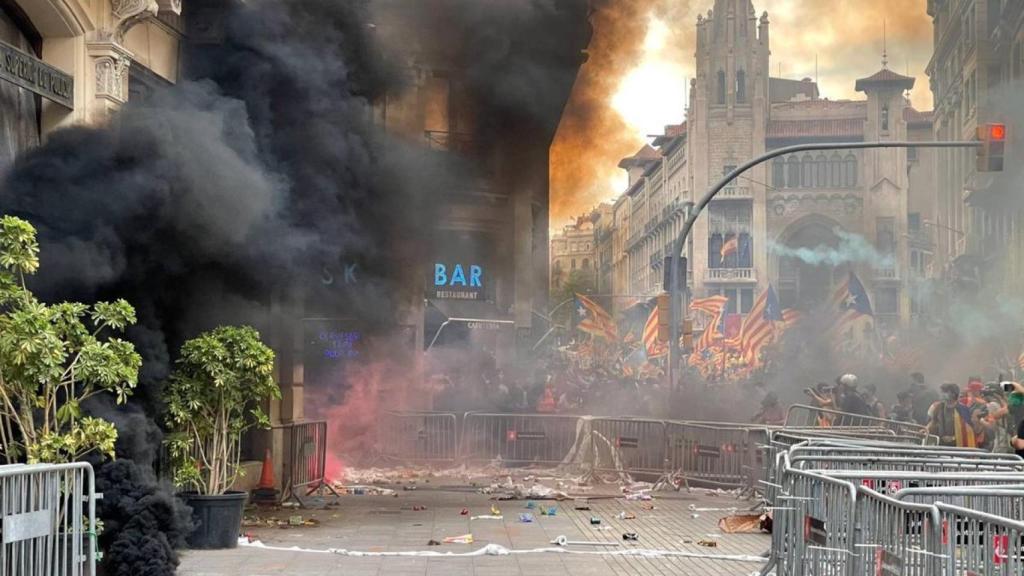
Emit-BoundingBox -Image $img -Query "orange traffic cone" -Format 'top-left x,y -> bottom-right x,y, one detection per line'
257,448 -> 275,489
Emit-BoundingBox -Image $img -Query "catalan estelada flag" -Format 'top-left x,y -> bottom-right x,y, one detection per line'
575,293 -> 617,340
642,306 -> 667,358
720,235 -> 739,263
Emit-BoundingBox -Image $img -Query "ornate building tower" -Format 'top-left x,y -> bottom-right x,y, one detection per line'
687,0 -> 771,315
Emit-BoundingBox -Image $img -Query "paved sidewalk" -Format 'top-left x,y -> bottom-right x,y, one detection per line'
179,484 -> 769,576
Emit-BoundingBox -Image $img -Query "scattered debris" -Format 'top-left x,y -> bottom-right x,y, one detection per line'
546,507 -> 557,516
641,503 -> 656,511
442,534 -> 474,544
519,513 -> 534,523
573,498 -> 591,511
427,539 -> 441,546
697,539 -> 718,548
551,535 -> 621,547
622,533 -> 639,541
470,515 -> 503,520
335,485 -> 397,497
690,513 -> 700,519
460,508 -> 469,516
589,517 -> 601,525
617,511 -> 636,520
490,505 -> 501,516
412,505 -> 427,511
719,514 -> 767,534
525,501 -> 536,509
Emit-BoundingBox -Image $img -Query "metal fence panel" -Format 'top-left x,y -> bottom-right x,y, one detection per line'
589,418 -> 666,476
786,404 -> 929,439
377,411 -> 459,464
460,413 -> 581,467
665,422 -> 751,488
854,486 -> 940,576
934,503 -> 1024,576
0,462 -> 97,576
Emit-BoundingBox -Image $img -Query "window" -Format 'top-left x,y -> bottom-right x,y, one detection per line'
736,69 -> 746,103
829,153 -> 843,187
717,70 -> 727,105
571,259 -> 577,270
843,154 -> 857,187
815,154 -> 828,187
787,156 -> 800,188
772,159 -> 786,188
801,155 -> 813,187
908,212 -> 921,232
876,217 -> 896,256
710,287 -> 755,314
881,104 -> 889,132
708,202 -> 753,268
582,258 -> 590,269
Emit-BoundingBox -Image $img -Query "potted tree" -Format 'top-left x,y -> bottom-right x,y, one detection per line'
164,325 -> 278,549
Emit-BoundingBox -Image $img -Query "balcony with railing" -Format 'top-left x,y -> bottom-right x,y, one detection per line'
716,185 -> 752,199
705,268 -> 755,282
873,266 -> 899,281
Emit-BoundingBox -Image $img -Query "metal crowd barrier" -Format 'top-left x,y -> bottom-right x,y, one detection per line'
665,422 -> 751,488
590,417 -> 667,477
460,413 -> 581,467
854,485 -> 940,575
282,420 -> 337,503
786,404 -> 930,439
0,462 -> 98,576
763,437 -> 1024,576
377,411 -> 459,464
934,503 -> 1024,575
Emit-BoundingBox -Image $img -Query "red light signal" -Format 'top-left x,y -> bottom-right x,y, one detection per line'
977,123 -> 1007,172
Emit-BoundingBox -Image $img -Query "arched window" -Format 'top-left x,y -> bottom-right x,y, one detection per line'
843,154 -> 858,187
717,71 -> 727,105
815,154 -> 828,187
708,233 -> 723,268
881,104 -> 890,131
736,69 -> 746,103
582,258 -> 590,269
801,155 -> 813,188
571,258 -> 577,270
772,159 -> 786,188
787,156 -> 800,188
829,153 -> 843,187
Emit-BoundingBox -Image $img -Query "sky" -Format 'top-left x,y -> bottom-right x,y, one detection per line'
550,0 -> 934,227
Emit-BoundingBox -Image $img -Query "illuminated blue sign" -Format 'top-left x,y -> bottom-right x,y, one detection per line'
318,331 -> 361,360
432,263 -> 484,300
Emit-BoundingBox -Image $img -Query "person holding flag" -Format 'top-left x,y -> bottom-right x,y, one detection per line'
927,383 -> 981,448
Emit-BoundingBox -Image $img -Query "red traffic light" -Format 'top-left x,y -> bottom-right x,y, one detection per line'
988,123 -> 1007,141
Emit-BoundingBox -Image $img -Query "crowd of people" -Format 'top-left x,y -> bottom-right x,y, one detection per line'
760,371 -> 1024,456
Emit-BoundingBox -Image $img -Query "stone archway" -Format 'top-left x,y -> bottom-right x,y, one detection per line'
774,214 -> 849,311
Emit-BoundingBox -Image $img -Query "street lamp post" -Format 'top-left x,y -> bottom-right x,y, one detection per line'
667,140 -> 984,394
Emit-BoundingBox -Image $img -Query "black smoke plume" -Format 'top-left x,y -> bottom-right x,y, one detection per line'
0,0 -> 591,571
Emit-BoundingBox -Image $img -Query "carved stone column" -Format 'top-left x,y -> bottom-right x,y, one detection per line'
82,0 -> 182,122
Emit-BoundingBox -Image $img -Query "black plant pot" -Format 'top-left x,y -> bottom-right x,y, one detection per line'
182,491 -> 247,549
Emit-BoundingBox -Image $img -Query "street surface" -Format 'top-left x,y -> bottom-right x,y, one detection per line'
179,480 -> 769,576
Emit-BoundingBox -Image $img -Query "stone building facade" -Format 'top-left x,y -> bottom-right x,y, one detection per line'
926,0 -> 1024,293
550,215 -> 598,292
605,0 -> 934,331
0,0 -> 184,174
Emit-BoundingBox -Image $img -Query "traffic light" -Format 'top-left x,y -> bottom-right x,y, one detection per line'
656,293 -> 670,342
662,256 -> 688,292
682,319 -> 693,352
977,123 -> 1006,172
